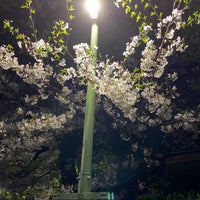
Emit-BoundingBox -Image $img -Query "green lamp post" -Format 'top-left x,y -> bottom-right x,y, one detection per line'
53,0 -> 114,199
78,0 -> 99,194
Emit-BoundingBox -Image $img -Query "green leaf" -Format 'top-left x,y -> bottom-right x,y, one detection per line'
131,11 -> 136,18
154,5 -> 158,9
133,68 -> 142,73
3,22 -> 9,29
60,20 -> 65,25
69,5 -> 75,11
144,2 -> 149,9
142,36 -> 148,44
125,5 -> 131,14
159,12 -> 163,18
54,54 -> 60,59
122,2 -> 126,8
69,14 -> 75,20
31,9 -> 36,14
58,38 -> 64,44
7,44 -> 13,50
183,0 -> 189,4
135,83 -> 144,90
21,4 -> 28,9
134,4 -> 138,10
60,68 -> 67,74
181,21 -> 186,29
16,33 -> 25,40
136,13 -> 141,22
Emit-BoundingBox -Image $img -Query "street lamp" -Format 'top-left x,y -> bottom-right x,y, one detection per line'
53,0 -> 114,199
78,0 -> 99,194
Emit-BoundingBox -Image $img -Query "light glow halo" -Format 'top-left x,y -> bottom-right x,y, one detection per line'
85,0 -> 100,19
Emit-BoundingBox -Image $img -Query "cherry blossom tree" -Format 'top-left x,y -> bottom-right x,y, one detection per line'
0,0 -> 199,198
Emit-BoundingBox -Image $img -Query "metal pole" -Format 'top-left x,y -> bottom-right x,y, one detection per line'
52,20 -> 114,200
78,22 -> 98,194
53,1 -> 114,199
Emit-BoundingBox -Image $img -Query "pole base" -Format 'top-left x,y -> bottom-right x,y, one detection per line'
52,192 -> 114,200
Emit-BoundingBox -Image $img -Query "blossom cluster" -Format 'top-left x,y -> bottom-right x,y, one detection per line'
73,37 -> 199,134
142,84 -> 172,120
121,3 -> 187,78
16,113 -> 68,134
0,45 -> 53,87
26,39 -> 53,62
0,108 -> 77,161
73,44 -> 140,121
73,43 -> 96,81
161,110 -> 200,133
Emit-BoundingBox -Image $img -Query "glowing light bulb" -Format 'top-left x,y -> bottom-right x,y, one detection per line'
85,0 -> 100,19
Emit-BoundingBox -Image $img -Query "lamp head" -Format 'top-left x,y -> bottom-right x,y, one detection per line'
85,0 -> 100,19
